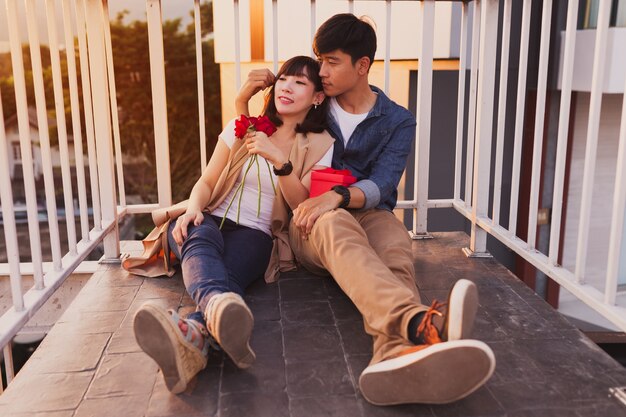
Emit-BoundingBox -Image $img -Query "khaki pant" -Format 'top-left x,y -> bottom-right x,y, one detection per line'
289,209 -> 429,364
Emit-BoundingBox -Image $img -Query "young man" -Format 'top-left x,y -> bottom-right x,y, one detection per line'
241,13 -> 495,405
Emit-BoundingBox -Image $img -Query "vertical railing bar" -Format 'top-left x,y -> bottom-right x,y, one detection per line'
3,345 -> 15,385
76,0 -> 102,233
508,0 -> 532,237
0,86 -> 24,313
61,0 -> 90,241
102,0 -> 126,207
348,0 -> 354,14
272,0 -> 278,74
310,0 -> 316,57
469,0 -> 499,255
464,0 -> 481,207
605,73 -> 626,305
549,0 -> 579,264
234,0 -> 241,91
45,0 -> 78,255
85,0 -> 119,258
412,0 -> 435,236
575,0 -> 611,284
492,0 -> 512,226
384,0 -> 391,95
527,0 -> 553,250
454,1 -> 469,201
146,0 -> 172,207
9,0 -> 50,285
194,0 -> 207,169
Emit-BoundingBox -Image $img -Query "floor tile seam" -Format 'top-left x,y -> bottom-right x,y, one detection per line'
275,288 -> 303,417
76,331 -> 115,409
286,391 -> 360,401
283,356 -> 357,365
328,290 -> 362,396
220,386 -> 289,396
144,367 -> 160,415
279,321 -> 340,330
0,404 -> 78,416
82,391 -> 153,401
215,357 -> 226,416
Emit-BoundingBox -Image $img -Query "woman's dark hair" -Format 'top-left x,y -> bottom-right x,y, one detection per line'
313,13 -> 377,68
262,55 -> 328,134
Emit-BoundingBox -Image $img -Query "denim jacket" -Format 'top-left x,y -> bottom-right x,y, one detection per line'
327,86 -> 416,211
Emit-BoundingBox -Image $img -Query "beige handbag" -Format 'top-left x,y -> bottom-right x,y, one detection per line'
121,200 -> 188,277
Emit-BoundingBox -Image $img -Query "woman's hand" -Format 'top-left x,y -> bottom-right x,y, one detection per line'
244,131 -> 286,167
172,210 -> 204,245
236,69 -> 276,115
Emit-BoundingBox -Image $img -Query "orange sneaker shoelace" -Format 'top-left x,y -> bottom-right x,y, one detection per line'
395,300 -> 446,357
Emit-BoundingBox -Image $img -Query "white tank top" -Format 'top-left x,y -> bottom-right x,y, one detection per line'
211,118 -> 333,235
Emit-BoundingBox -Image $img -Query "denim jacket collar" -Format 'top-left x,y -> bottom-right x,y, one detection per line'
327,85 -> 390,142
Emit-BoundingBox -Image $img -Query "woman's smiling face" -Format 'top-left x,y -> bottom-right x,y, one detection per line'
274,68 -> 323,120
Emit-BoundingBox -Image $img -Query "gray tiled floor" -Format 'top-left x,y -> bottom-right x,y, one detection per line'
1,232 -> 626,416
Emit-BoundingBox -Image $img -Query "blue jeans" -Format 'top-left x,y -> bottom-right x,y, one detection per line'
168,215 -> 273,325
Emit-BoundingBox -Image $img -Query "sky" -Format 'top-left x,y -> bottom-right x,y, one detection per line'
0,0 -> 197,52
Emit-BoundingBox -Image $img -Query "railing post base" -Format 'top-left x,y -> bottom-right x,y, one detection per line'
99,256 -> 122,265
462,247 -> 493,258
409,232 -> 433,240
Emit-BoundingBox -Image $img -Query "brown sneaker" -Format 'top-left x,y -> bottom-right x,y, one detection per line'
417,279 -> 478,342
204,292 -> 255,369
359,340 -> 496,405
133,301 -> 208,394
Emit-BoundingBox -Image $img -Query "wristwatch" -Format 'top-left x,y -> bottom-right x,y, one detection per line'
273,160 -> 293,176
331,185 -> 351,209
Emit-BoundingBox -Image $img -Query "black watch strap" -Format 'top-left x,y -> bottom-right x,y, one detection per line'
273,160 -> 293,176
331,185 -> 351,209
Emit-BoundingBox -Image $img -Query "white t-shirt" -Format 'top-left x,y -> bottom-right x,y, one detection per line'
329,97 -> 369,147
211,118 -> 333,236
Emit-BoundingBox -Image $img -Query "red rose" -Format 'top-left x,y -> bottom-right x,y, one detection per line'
234,115 -> 252,139
253,115 -> 277,137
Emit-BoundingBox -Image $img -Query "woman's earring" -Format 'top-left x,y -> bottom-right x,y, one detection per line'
314,103 -> 318,110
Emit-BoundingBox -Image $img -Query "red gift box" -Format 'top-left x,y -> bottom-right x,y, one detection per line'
309,168 -> 357,198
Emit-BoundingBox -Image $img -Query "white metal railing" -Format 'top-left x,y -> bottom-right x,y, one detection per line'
1,0 -> 625,391
0,0 -> 216,389
423,0 -> 626,332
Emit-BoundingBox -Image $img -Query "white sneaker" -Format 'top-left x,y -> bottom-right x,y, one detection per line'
359,339 -> 495,405
205,292 -> 255,369
444,279 -> 479,340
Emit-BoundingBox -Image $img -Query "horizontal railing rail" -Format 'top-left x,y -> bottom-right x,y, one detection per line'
1,0 -> 625,392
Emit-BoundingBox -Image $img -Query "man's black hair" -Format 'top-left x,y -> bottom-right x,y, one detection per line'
263,55 -> 328,134
313,13 -> 377,67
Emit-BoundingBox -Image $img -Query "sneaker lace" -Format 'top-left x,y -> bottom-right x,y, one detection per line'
395,300 -> 447,358
416,300 -> 446,345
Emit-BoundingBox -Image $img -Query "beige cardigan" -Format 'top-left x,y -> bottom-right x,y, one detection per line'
122,130 -> 334,283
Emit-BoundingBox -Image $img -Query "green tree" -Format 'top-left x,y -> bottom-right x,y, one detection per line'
111,1 -> 221,203
1,1 -> 221,205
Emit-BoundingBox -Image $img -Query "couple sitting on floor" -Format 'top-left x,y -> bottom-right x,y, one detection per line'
128,13 -> 495,406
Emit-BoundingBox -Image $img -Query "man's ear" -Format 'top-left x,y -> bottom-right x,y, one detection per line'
357,57 -> 371,75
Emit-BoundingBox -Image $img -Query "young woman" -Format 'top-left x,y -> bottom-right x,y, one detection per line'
133,56 -> 334,394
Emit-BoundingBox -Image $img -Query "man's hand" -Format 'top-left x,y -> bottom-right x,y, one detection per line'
292,192 -> 343,238
172,210 -> 204,246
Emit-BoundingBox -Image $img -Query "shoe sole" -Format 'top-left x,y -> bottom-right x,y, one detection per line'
445,279 -> 478,341
211,295 -> 256,369
359,340 -> 495,405
133,302 -> 207,394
